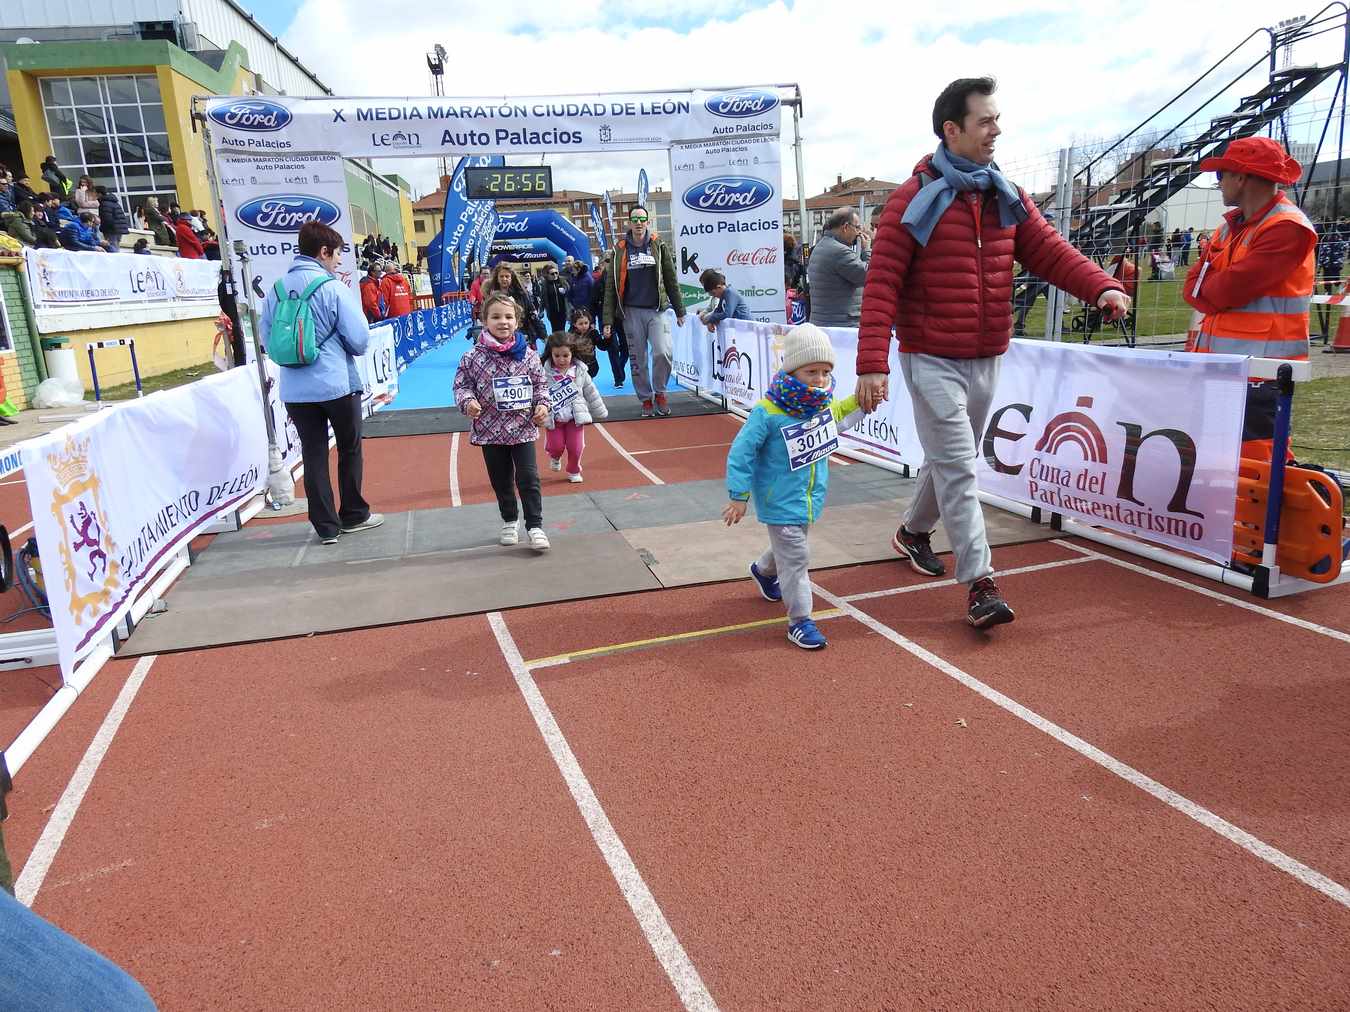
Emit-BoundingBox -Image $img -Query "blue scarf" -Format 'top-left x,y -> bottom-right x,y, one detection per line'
901,144 -> 1028,247
766,370 -> 834,418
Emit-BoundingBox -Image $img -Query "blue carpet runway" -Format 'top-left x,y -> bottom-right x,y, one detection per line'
389,336 -> 632,411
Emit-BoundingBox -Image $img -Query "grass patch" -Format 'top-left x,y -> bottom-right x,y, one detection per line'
1290,375 -> 1350,476
86,363 -> 215,402
1018,275 -> 1195,340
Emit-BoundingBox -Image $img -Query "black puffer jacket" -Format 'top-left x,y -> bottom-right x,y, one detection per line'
98,192 -> 130,243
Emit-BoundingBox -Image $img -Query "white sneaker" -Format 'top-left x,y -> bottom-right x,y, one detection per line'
567,472 -> 584,483
548,456 -> 562,472
341,513 -> 384,533
527,527 -> 551,551
499,520 -> 519,546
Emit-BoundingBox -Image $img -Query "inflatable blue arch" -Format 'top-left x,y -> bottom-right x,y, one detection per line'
487,211 -> 593,269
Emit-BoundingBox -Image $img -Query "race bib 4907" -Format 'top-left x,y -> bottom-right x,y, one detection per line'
492,375 -> 533,411
781,411 -> 838,471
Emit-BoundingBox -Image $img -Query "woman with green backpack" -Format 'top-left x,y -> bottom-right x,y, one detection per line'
261,221 -> 384,545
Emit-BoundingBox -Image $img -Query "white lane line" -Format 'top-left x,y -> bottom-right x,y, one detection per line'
594,423 -> 665,485
16,655 -> 157,907
842,555 -> 1096,602
10,521 -> 32,538
449,431 -> 462,508
1052,540 -> 1350,646
812,583 -> 1350,910
630,441 -> 732,456
486,613 -> 717,1011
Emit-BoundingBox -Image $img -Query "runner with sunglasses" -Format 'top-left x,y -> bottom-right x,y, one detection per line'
602,206 -> 686,416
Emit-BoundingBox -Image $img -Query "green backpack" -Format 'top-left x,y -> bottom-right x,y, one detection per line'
268,276 -> 336,368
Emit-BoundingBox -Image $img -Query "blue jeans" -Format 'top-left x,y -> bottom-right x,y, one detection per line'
0,885 -> 156,1010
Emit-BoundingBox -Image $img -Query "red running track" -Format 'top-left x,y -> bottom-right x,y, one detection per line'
3,535 -> 1348,1009
0,415 -> 734,746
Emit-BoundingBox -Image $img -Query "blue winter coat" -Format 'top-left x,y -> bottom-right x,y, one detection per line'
566,269 -> 594,312
261,255 -> 372,404
706,285 -> 752,324
726,393 -> 861,526
59,219 -> 103,251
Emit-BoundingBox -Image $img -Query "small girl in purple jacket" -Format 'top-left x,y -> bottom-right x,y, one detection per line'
453,292 -> 552,551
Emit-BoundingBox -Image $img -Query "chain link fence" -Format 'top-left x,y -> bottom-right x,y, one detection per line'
1004,87 -> 1348,349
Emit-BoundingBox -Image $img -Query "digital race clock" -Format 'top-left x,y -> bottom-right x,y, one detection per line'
464,166 -> 554,199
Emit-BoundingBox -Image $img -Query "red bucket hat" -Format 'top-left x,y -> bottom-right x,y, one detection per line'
1197,136 -> 1303,185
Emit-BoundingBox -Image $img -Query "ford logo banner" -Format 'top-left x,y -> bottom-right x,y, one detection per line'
703,90 -> 779,119
207,99 -> 293,132
682,176 -> 775,214
236,195 -> 341,233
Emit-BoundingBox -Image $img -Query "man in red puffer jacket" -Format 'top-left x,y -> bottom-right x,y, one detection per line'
857,76 -> 1130,630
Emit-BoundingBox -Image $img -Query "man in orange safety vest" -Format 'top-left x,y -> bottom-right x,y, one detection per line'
1182,136 -> 1315,459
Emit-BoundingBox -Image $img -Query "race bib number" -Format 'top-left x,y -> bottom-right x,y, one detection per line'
781,411 -> 839,471
627,251 -> 656,270
492,375 -> 532,412
548,375 -> 577,413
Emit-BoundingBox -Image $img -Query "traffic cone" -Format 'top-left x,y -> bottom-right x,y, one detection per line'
1327,307 -> 1350,353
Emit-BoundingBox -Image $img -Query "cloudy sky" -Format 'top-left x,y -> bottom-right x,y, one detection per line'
244,0 -> 1339,201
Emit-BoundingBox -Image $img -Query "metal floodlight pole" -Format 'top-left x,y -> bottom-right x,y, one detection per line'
428,44 -> 448,181
791,87 -> 810,247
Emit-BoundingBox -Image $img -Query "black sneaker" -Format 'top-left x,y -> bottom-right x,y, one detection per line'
892,526 -> 946,577
967,577 -> 1015,629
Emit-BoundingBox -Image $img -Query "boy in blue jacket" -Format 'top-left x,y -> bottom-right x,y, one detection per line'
723,323 -> 861,649
698,269 -> 752,331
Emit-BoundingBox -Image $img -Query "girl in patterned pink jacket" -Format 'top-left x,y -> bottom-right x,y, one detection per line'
453,292 -> 552,551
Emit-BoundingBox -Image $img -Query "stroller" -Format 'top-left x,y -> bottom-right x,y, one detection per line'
1070,254 -> 1138,345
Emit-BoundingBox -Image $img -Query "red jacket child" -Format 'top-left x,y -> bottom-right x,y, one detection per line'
174,216 -> 204,259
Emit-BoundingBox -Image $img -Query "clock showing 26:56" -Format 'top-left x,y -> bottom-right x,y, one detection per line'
464,166 -> 554,199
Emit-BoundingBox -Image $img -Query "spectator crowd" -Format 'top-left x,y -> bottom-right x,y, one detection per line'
0,156 -> 220,259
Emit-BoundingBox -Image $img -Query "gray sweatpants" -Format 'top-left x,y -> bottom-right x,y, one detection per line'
624,306 -> 672,401
901,352 -> 1001,585
755,524 -> 812,623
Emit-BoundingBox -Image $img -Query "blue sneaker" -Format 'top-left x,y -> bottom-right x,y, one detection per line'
749,562 -> 782,602
787,619 -> 827,650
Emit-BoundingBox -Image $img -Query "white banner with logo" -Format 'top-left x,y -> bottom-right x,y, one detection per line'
676,321 -> 1246,561
21,366 -> 267,675
669,137 -> 784,322
216,152 -> 358,309
977,342 -> 1246,563
358,321 -> 399,415
202,88 -> 781,159
22,247 -> 218,312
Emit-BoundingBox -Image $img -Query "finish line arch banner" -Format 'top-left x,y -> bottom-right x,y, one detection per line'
203,86 -> 783,333
202,89 -> 781,158
674,319 -> 1245,563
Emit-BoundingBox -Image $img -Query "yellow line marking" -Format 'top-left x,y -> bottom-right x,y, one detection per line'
526,608 -> 845,668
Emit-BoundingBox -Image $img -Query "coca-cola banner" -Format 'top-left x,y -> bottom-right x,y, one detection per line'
669,135 -> 784,323
216,152 -> 359,307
